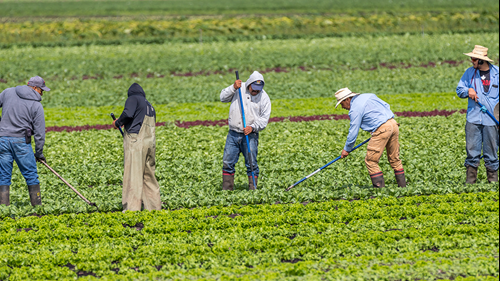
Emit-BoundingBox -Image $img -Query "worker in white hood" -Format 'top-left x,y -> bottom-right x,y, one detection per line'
220,71 -> 271,190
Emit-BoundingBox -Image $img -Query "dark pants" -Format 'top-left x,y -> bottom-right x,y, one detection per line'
0,137 -> 39,186
465,122 -> 499,171
222,130 -> 259,176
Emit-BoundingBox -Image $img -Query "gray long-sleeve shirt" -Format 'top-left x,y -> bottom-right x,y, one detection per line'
0,85 -> 45,157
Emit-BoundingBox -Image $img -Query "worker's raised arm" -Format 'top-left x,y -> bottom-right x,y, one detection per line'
220,80 -> 241,103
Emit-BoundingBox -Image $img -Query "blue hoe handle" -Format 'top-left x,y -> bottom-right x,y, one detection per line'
111,113 -> 124,137
235,71 -> 257,189
476,101 -> 499,125
286,138 -> 371,191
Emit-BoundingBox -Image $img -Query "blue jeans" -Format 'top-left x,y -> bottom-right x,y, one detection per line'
222,130 -> 259,177
465,122 -> 499,171
0,137 -> 40,186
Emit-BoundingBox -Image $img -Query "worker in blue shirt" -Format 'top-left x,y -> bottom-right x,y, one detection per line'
336,88 -> 406,188
456,45 -> 499,184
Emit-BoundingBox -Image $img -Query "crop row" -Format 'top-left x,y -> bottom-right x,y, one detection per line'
1,113 -> 498,218
1,32 -> 497,108
0,192 -> 497,280
1,32 -> 497,83
46,108 -> 468,133
2,61 -> 483,108
2,12 -> 497,46
40,93 -> 465,128
1,0 -> 497,17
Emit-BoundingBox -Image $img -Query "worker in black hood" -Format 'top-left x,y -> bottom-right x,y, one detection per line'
113,83 -> 161,211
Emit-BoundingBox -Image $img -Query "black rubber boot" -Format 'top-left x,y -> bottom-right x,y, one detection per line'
222,175 -> 234,191
248,176 -> 258,190
487,169 -> 498,183
394,169 -> 407,187
28,184 -> 42,206
370,172 -> 385,188
465,165 -> 478,185
0,185 -> 9,206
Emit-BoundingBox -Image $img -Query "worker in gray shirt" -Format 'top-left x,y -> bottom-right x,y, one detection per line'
0,76 -> 48,206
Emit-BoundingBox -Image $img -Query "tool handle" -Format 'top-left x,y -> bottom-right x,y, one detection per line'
235,70 -> 257,188
286,138 -> 371,192
110,113 -> 124,136
477,101 -> 499,125
39,160 -> 96,207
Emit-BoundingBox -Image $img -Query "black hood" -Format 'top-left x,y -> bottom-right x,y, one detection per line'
128,83 -> 146,97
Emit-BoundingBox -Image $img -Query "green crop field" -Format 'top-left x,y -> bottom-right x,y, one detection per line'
0,0 -> 498,279
1,0 -> 497,17
1,192 -> 498,280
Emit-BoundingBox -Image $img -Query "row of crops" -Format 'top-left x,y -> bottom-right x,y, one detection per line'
1,0 -> 496,17
1,11 -> 497,46
43,93 -> 465,128
1,192 -> 498,279
1,32 -> 498,108
2,113 -> 498,218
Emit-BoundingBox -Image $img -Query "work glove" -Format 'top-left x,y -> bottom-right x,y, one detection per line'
35,154 -> 46,163
480,106 -> 488,113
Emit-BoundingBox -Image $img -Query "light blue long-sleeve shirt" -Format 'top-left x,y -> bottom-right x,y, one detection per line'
343,94 -> 394,151
456,63 -> 499,126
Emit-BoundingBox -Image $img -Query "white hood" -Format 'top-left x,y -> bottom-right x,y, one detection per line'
245,71 -> 265,90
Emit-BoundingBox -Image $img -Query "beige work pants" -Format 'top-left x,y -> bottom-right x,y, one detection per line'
122,115 -> 161,211
365,118 -> 404,175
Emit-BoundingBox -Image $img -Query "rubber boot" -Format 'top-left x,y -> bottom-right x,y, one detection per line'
248,176 -> 258,190
0,185 -> 10,206
222,174 -> 234,191
487,169 -> 498,183
394,169 -> 407,187
28,184 -> 42,206
370,172 -> 385,188
465,165 -> 478,185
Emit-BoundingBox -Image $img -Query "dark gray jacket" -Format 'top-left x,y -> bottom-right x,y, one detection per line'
0,86 -> 45,158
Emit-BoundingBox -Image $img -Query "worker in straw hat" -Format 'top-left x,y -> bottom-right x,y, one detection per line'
335,88 -> 406,188
456,45 -> 499,184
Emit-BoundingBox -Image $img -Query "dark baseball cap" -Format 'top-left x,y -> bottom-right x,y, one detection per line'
251,80 -> 264,91
27,76 -> 50,91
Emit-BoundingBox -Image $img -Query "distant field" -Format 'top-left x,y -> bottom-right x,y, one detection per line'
1,11 -> 497,47
0,0 -> 497,17
1,32 -> 497,107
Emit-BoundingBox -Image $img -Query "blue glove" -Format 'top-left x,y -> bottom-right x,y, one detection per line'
480,106 -> 488,113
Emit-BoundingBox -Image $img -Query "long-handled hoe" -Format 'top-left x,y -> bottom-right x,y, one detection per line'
38,160 -> 98,209
286,138 -> 371,192
235,71 -> 258,189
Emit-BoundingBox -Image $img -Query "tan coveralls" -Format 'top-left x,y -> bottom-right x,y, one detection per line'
122,115 -> 161,211
365,118 -> 404,175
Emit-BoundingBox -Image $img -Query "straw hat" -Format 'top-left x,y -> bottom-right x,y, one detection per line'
335,87 -> 358,108
464,45 -> 494,63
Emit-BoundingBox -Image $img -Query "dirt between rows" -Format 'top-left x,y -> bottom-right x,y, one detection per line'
45,109 -> 466,133
0,61 -> 465,84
